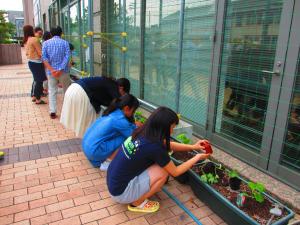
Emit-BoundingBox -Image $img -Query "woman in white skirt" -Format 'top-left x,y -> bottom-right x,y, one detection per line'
60,76 -> 131,137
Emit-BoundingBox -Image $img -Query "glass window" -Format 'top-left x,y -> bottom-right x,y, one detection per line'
179,0 -> 216,125
215,0 -> 283,150
124,0 -> 141,97
81,0 -> 90,73
280,54 -> 300,172
107,0 -> 124,78
69,3 -> 81,70
144,0 -> 180,110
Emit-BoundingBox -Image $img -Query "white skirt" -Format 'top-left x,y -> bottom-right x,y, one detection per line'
60,83 -> 98,137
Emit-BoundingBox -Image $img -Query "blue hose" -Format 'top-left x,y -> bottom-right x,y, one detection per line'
162,186 -> 203,225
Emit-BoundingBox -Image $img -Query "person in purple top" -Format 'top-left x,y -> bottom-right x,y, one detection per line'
42,26 -> 71,119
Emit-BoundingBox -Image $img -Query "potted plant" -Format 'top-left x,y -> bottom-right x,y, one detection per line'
228,169 -> 242,191
134,111 -> 147,124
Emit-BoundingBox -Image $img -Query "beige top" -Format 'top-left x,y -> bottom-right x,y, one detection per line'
25,37 -> 42,60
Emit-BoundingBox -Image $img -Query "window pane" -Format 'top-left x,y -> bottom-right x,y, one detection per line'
179,0 -> 215,125
107,0 -> 123,78
215,0 -> 283,150
125,0 -> 141,97
281,54 -> 300,172
144,0 -> 180,109
81,0 -> 90,73
69,3 -> 81,70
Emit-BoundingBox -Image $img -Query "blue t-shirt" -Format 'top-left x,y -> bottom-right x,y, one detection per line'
82,109 -> 136,166
107,136 -> 171,196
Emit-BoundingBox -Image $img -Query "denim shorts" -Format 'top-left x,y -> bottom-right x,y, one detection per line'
110,170 -> 150,204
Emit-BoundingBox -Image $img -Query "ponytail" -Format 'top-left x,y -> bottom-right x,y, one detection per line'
103,94 -> 140,117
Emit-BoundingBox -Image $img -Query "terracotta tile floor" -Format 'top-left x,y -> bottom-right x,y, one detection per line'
0,56 -> 225,224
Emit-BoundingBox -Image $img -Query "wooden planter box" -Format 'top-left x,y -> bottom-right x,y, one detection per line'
0,44 -> 22,65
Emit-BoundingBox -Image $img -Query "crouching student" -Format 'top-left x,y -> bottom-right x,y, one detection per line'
107,107 -> 211,213
60,77 -> 130,137
82,94 -> 140,170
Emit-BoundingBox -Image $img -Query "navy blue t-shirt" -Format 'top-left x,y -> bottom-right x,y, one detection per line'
76,76 -> 119,113
107,136 -> 171,196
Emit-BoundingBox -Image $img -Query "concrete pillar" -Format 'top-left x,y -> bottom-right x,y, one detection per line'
22,0 -> 34,26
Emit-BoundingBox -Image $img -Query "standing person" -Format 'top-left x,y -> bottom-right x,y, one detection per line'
23,25 -> 47,104
34,27 -> 43,41
107,107 -> 211,213
41,31 -> 52,96
60,77 -> 130,137
42,26 -> 71,119
82,94 -> 140,171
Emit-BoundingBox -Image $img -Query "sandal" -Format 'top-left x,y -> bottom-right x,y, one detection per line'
128,199 -> 160,213
36,100 -> 47,104
0,151 -> 5,159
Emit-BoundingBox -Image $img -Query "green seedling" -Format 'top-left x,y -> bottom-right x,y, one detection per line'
176,133 -> 191,144
200,173 -> 219,184
228,169 -> 239,178
134,111 -> 147,124
135,111 -> 142,117
247,182 -> 265,203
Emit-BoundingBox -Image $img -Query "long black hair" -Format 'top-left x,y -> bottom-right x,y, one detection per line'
42,31 -> 52,41
116,78 -> 130,93
132,107 -> 179,151
103,94 -> 140,119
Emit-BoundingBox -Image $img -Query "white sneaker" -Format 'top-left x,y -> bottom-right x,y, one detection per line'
100,160 -> 111,171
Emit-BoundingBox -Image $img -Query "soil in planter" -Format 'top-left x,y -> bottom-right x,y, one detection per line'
172,151 -> 195,162
193,164 -> 288,225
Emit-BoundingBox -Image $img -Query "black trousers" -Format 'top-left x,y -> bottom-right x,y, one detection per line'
28,61 -> 46,100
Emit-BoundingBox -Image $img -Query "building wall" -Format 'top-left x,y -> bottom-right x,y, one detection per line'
6,11 -> 24,24
33,0 -> 53,30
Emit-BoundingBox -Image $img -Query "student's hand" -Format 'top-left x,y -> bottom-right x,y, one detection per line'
192,140 -> 208,151
52,70 -> 62,78
135,121 -> 144,127
194,153 -> 211,162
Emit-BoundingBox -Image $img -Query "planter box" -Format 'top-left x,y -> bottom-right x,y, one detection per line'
0,44 -> 22,65
188,164 -> 294,225
173,120 -> 193,141
171,156 -> 189,184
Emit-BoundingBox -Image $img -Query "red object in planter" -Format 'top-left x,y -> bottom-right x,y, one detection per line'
201,141 -> 213,154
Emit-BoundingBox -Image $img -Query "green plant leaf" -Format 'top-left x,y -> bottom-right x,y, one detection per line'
200,174 -> 208,183
248,182 -> 256,191
253,193 -> 264,203
255,183 -> 265,193
135,111 -> 142,116
228,170 -> 238,178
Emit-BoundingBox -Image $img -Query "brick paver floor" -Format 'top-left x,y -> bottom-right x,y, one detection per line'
0,53 -> 226,224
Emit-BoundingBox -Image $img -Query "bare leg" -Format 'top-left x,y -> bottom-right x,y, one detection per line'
132,164 -> 168,206
107,149 -> 119,161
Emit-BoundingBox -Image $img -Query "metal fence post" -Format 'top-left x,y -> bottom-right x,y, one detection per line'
88,0 -> 94,76
175,0 -> 185,112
